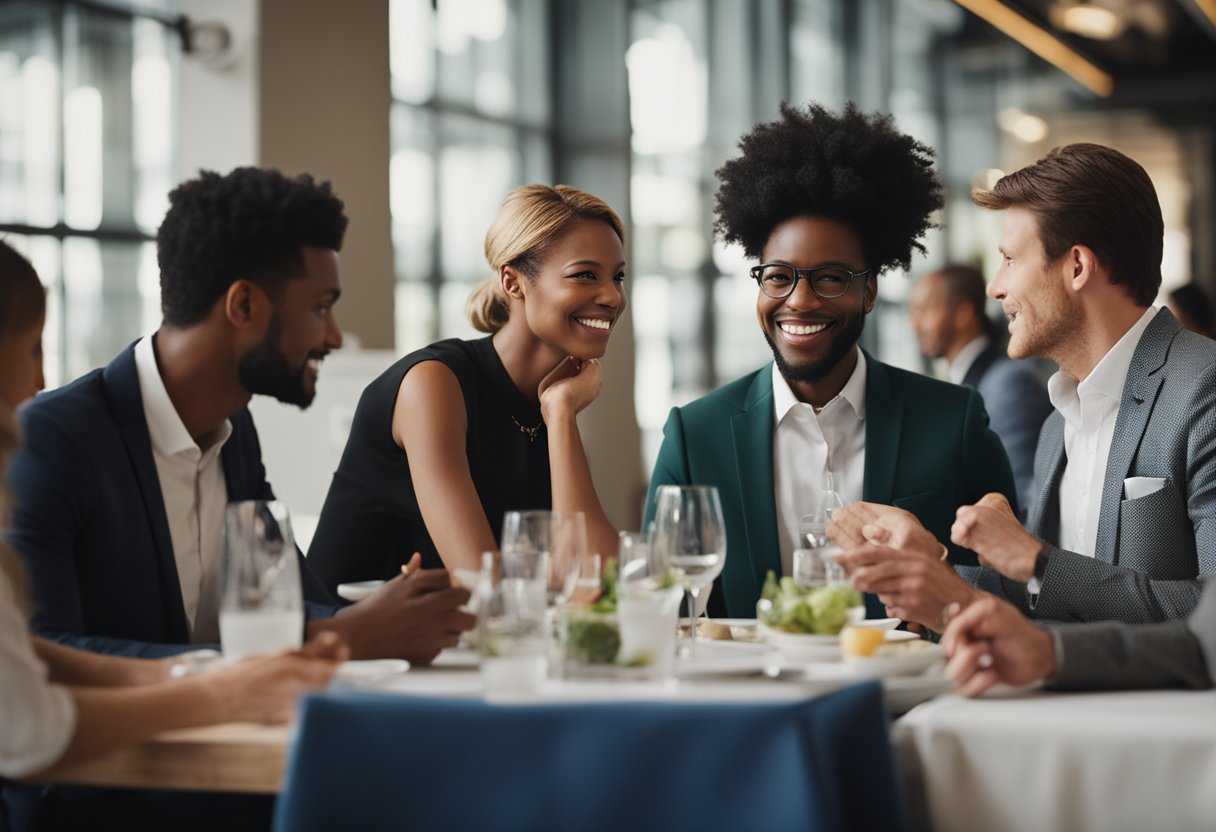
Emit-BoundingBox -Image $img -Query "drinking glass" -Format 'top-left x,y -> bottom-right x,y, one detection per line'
615,531 -> 683,678
650,485 -> 726,659
478,574 -> 549,693
501,510 -> 588,607
220,500 -> 303,659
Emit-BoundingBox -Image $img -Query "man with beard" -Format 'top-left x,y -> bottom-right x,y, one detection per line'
643,104 -> 1016,618
8,168 -> 474,662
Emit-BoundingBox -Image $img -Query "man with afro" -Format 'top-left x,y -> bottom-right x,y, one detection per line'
644,103 -> 1016,619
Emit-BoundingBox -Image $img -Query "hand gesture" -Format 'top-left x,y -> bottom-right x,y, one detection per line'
827,501 -> 929,551
325,565 -> 475,665
835,540 -> 977,631
538,356 -> 603,422
214,631 -> 349,724
951,493 -> 1042,582
941,596 -> 1057,696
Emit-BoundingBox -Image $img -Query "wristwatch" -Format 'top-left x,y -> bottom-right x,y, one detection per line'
1025,546 -> 1050,610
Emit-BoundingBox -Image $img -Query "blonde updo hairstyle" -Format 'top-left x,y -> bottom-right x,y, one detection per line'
467,184 -> 624,333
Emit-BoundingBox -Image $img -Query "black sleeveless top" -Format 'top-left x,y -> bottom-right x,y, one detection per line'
308,337 -> 552,593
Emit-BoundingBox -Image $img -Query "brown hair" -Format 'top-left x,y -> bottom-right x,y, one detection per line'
467,184 -> 624,333
0,240 -> 47,335
972,143 -> 1163,307
0,242 -> 42,613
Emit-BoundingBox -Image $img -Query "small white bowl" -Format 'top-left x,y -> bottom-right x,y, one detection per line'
757,620 -> 842,662
337,580 -> 384,602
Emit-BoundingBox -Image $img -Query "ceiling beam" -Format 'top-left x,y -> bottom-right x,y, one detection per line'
951,0 -> 1114,96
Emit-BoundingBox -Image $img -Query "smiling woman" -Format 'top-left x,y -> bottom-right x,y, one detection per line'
308,184 -> 625,587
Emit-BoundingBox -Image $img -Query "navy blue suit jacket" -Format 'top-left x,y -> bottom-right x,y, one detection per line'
6,343 -> 338,658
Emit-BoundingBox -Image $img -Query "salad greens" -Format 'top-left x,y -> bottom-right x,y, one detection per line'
759,571 -> 861,635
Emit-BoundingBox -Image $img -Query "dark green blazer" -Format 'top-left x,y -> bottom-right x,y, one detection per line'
644,352 -> 1017,618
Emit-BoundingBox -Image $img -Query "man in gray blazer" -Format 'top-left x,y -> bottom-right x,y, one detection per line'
832,143 -> 1216,628
940,579 -> 1216,693
908,264 -> 1052,512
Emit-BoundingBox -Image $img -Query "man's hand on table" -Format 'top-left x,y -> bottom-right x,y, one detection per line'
941,596 -> 1056,696
312,553 -> 475,665
951,492 -> 1043,583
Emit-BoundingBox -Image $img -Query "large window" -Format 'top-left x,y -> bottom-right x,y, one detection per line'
0,0 -> 177,386
389,0 -> 553,354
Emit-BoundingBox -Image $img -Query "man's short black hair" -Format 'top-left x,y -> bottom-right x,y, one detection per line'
714,102 -> 943,274
156,167 -> 348,326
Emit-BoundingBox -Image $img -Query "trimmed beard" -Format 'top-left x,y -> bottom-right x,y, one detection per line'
764,311 -> 865,384
238,313 -> 315,408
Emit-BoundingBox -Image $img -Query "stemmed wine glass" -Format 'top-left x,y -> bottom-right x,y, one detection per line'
500,510 -> 588,608
650,485 -> 726,659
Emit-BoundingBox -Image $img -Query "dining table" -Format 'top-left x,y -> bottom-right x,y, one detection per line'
29,643 -> 1216,832
30,639 -> 932,795
894,686 -> 1216,832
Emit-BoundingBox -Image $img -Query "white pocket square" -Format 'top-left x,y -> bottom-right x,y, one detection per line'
1123,476 -> 1166,500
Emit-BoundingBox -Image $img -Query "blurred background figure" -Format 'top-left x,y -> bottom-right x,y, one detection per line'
908,265 -> 1052,514
1168,283 -> 1216,340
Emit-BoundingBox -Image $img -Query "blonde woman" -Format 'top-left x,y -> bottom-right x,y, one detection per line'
0,241 -> 344,784
309,184 -> 623,587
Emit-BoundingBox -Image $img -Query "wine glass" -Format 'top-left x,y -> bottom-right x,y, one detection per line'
650,485 -> 726,659
501,510 -> 587,608
219,500 -> 303,658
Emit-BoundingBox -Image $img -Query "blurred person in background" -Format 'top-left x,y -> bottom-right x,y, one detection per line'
1167,283 -> 1215,340
908,264 -> 1052,512
309,184 -> 625,589
0,239 -> 346,831
644,103 -> 1016,619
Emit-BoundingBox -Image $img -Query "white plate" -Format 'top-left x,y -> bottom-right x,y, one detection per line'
332,659 -> 410,688
761,622 -> 920,664
675,640 -> 775,678
805,643 -> 945,680
337,580 -> 384,602
850,617 -> 901,631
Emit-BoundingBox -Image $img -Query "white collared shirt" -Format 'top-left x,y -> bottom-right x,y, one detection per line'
1049,307 -> 1156,558
949,335 -> 989,385
134,335 -> 232,643
772,352 -> 867,577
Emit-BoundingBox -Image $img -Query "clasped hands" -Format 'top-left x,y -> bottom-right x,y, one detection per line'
826,492 -> 1042,631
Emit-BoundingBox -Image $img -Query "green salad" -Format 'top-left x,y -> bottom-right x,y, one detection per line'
759,571 -> 862,635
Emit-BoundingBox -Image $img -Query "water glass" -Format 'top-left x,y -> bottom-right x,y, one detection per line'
501,510 -> 588,607
616,531 -> 682,678
478,577 -> 549,693
220,500 -> 303,658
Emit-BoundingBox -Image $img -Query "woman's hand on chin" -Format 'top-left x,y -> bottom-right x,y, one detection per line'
539,356 -> 603,421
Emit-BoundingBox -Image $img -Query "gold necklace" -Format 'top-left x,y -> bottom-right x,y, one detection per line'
512,415 -> 544,443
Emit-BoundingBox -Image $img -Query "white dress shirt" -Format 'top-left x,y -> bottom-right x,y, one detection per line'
134,335 -> 232,643
772,352 -> 867,577
1049,307 -> 1156,558
0,555 -> 75,777
948,335 -> 989,385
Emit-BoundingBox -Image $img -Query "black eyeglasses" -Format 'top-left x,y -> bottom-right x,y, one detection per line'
749,263 -> 871,299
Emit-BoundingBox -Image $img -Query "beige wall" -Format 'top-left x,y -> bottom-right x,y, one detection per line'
259,0 -> 395,349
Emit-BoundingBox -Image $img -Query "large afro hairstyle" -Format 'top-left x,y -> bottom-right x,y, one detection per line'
714,102 -> 943,274
156,167 -> 348,327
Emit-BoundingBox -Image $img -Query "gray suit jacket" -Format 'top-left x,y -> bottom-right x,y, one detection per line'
964,346 -> 1053,514
1049,577 -> 1216,690
965,308 -> 1216,623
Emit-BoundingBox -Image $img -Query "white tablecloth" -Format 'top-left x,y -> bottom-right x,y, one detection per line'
893,688 -> 1216,832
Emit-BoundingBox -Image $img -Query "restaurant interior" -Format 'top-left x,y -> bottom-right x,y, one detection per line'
0,1 -> 1214,831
